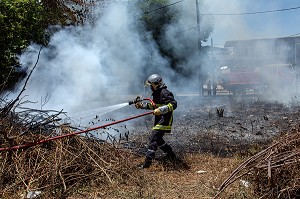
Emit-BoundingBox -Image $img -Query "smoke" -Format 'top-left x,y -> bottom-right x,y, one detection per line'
157,0 -> 216,93
16,0 -> 218,114
17,2 -> 171,113
14,0 -> 298,116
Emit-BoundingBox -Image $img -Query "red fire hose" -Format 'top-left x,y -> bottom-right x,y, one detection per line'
0,98 -> 155,152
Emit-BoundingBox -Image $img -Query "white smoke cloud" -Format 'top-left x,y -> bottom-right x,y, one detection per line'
15,0 -> 298,116
17,0 -> 219,115
18,2 -> 171,113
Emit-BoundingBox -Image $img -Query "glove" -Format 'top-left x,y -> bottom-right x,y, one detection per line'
135,102 -> 144,109
153,108 -> 162,115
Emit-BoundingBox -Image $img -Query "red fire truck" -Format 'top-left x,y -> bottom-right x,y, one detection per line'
219,64 -> 296,94
215,36 -> 300,95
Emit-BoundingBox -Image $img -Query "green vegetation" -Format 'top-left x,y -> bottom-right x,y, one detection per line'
0,0 -> 90,91
0,0 -> 44,90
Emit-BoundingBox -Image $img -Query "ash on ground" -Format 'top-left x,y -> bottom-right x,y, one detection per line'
125,96 -> 300,157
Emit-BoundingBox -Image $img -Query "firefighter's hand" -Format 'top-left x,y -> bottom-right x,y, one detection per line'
135,102 -> 143,109
153,108 -> 162,115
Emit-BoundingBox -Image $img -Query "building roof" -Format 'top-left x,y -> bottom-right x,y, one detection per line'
224,36 -> 300,48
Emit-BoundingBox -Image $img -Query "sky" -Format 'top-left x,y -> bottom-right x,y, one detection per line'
11,0 -> 300,117
202,0 -> 300,47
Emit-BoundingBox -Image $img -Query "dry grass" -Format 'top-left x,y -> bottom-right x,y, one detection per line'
141,153 -> 250,199
73,153 -> 255,199
0,134 -> 142,199
215,126 -> 300,199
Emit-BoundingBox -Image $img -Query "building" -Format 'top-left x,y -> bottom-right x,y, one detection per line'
214,36 -> 300,94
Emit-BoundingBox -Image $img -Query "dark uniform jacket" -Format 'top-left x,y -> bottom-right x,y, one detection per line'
146,84 -> 177,132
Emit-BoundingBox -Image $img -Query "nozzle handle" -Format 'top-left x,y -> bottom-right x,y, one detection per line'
128,96 -> 142,105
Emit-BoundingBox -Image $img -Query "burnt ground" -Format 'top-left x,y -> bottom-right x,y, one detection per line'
125,95 -> 300,159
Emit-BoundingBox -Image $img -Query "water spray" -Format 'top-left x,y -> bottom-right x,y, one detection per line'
0,97 -> 155,152
69,102 -> 129,125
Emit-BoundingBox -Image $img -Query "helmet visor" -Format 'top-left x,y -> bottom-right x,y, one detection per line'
145,80 -> 151,87
145,80 -> 160,87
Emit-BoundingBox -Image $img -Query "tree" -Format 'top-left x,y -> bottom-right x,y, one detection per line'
0,0 -> 93,91
0,0 -> 43,90
137,0 -> 214,77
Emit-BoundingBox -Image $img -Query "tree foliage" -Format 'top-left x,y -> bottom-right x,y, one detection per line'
0,0 -> 92,91
0,0 -> 42,90
137,0 -> 214,76
138,0 -> 176,41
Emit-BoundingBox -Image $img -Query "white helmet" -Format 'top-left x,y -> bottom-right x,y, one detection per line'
146,74 -> 163,86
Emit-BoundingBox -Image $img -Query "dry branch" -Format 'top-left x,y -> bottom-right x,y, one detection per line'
0,46 -> 42,118
214,125 -> 300,199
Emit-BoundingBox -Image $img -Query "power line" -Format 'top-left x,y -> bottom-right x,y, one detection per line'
144,0 -> 184,14
202,6 -> 300,16
143,0 -> 300,16
140,1 -> 300,42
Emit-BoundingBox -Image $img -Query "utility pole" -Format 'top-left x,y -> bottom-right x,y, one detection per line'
195,0 -> 201,50
196,0 -> 203,96
211,38 -> 214,84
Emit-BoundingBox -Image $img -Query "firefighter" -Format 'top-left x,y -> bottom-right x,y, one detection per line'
135,74 -> 177,169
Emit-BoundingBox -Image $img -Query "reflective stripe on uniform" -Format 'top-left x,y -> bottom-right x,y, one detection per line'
152,124 -> 172,131
167,103 -> 174,111
147,103 -> 155,110
169,115 -> 173,126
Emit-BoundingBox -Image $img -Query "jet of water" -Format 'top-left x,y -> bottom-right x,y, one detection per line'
68,102 -> 129,125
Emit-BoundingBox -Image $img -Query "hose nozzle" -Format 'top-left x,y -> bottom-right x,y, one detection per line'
128,96 -> 142,105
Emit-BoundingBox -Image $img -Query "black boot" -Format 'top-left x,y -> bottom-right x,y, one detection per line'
165,151 -> 177,163
138,158 -> 152,169
160,144 -> 177,162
